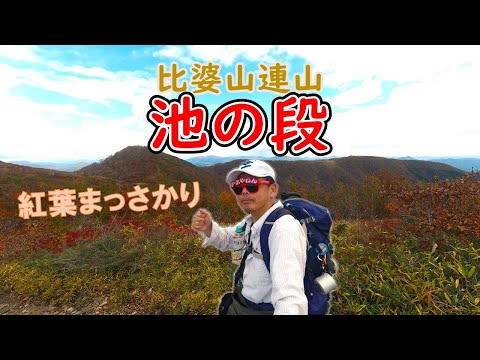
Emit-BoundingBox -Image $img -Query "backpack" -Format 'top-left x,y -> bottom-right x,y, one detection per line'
260,191 -> 337,315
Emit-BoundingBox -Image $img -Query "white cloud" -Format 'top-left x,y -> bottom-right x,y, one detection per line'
2,45 -> 480,162
0,45 -> 40,62
152,45 -> 480,92
48,61 -> 117,80
0,88 -> 148,161
153,46 -> 195,65
327,61 -> 480,157
154,45 -> 184,59
277,45 -> 480,89
331,78 -> 382,108
0,61 -> 158,161
0,61 -> 157,107
154,45 -> 278,67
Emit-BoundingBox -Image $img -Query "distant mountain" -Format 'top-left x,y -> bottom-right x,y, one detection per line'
1,149 -> 470,219
187,154 -> 480,172
0,147 -> 227,218
0,160 -> 130,217
203,156 -> 466,190
186,155 -> 274,167
77,146 -> 225,193
414,157 -> 480,172
185,154 -> 325,166
9,160 -> 95,172
397,156 -> 417,161
0,161 -> 119,190
392,156 -> 480,172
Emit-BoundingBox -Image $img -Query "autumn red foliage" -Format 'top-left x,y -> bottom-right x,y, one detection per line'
65,229 -> 99,246
385,172 -> 480,239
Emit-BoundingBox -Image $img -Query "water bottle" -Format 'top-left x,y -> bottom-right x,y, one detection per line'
231,224 -> 245,265
233,225 -> 245,244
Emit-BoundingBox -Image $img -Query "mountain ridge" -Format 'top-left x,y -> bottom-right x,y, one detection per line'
1,149 -> 468,199
3,154 -> 479,172
75,146 -> 226,194
202,155 -> 466,190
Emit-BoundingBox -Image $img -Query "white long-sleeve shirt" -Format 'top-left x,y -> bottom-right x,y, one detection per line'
198,201 -> 308,315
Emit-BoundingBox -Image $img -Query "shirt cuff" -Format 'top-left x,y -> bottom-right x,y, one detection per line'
200,220 -> 219,247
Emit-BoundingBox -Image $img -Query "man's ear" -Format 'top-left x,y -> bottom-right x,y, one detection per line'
270,183 -> 279,197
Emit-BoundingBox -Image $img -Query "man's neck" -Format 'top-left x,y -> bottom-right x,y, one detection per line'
250,200 -> 277,223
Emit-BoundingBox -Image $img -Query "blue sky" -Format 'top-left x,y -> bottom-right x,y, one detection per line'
1,45 -> 479,162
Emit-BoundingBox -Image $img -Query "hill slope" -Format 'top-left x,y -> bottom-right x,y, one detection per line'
204,156 -> 466,190
0,160 -> 130,217
76,146 -> 225,193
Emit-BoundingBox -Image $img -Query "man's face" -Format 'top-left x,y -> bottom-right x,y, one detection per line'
232,173 -> 277,215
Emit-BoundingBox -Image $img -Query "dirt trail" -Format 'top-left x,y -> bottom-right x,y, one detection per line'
0,292 -> 58,315
0,292 -> 115,315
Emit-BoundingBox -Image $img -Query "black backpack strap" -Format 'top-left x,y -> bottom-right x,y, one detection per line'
233,231 -> 252,287
259,207 -> 292,272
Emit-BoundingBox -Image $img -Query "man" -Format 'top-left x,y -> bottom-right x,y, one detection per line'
191,160 -> 308,315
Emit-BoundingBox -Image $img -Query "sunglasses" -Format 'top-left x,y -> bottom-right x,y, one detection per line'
230,178 -> 272,195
